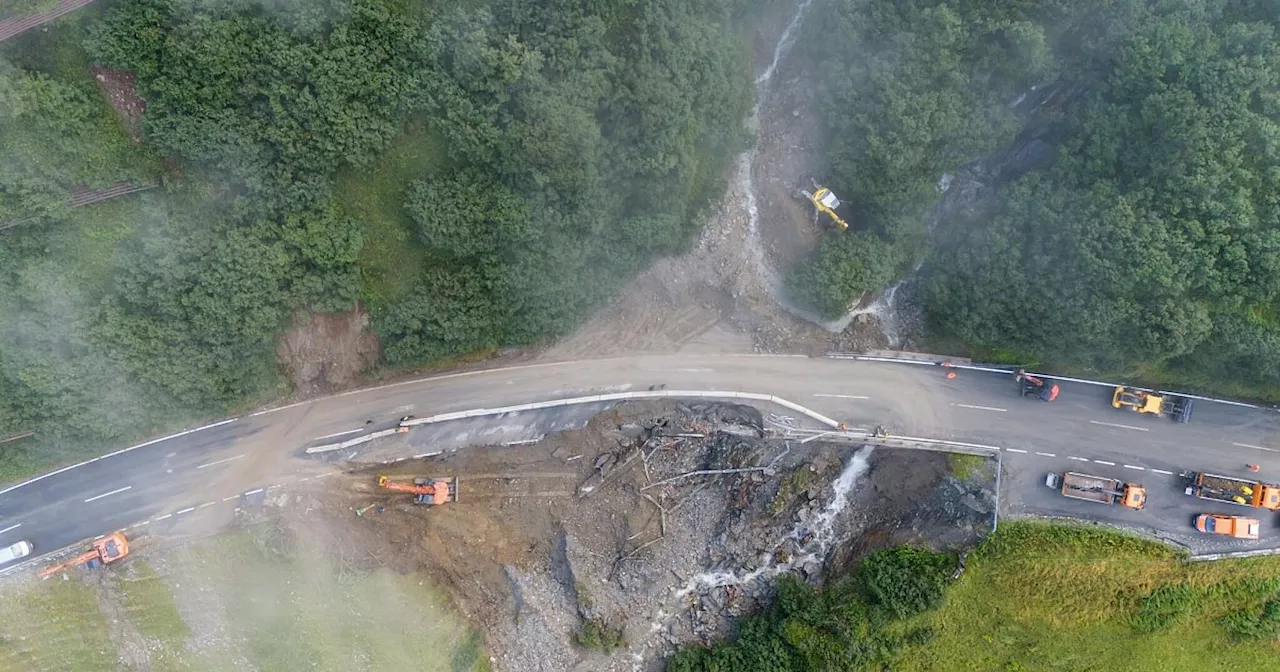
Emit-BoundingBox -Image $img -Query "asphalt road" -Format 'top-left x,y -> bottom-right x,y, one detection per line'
4,353 -> 1280,568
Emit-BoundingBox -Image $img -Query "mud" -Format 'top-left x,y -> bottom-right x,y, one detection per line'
90,67 -> 145,144
264,401 -> 995,671
276,305 -> 380,395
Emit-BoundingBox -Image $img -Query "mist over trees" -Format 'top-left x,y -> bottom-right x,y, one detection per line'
0,0 -> 768,475
800,0 -> 1280,390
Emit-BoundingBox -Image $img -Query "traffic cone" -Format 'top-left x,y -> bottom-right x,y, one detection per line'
1249,464 -> 1261,473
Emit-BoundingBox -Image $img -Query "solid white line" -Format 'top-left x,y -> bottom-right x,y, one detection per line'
1233,442 -> 1280,453
195,454 -> 245,469
1006,448 -> 1027,454
1068,456 -> 1089,462
1151,469 -> 1174,475
414,452 -> 444,459
0,523 -> 20,535
84,485 -> 132,503
313,428 -> 364,440
175,507 -> 195,515
0,418 -> 238,497
243,488 -> 264,496
1036,452 -> 1056,457
155,514 -> 172,521
813,394 -> 871,400
953,403 -> 1007,412
1124,464 -> 1145,471
1089,420 -> 1148,432
1094,460 -> 1116,466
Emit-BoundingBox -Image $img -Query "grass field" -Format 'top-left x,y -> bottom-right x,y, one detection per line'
0,529 -> 486,672
896,522 -> 1280,670
334,120 -> 446,310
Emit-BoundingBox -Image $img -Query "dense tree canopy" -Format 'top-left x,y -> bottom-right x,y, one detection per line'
0,0 -> 767,475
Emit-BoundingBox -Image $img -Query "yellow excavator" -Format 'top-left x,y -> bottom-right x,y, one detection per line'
800,179 -> 849,231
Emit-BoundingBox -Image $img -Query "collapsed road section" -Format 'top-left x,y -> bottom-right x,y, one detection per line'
263,400 -> 997,671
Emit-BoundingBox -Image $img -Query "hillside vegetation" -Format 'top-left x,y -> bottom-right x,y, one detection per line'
796,0 -> 1280,394
0,0 -> 769,477
672,523 -> 1280,671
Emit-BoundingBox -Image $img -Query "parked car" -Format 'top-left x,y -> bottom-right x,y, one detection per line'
0,540 -> 32,565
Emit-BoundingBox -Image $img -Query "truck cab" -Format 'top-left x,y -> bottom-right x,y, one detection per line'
1122,485 -> 1147,509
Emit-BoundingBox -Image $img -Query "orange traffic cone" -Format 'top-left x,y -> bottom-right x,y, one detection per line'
1249,464 -> 1261,473
946,371 -> 957,380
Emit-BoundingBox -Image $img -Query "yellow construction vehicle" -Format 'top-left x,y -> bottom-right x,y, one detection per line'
376,474 -> 458,506
1111,386 -> 1194,422
800,179 -> 849,231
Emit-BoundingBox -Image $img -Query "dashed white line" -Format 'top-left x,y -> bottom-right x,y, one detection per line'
1094,460 -> 1116,466
155,514 -> 172,521
314,472 -> 336,478
95,535 -> 105,540
0,523 -> 20,535
84,485 -> 132,503
414,451 -> 444,459
1068,456 -> 1089,462
175,507 -> 195,515
313,428 -> 365,440
1036,452 -> 1056,457
1089,420 -> 1148,432
243,488 -> 264,496
1006,448 -> 1028,454
813,393 -> 871,400
1233,442 -> 1280,453
222,496 -> 238,502
198,502 -> 217,509
952,403 -> 1007,412
676,368 -> 713,373
1151,469 -> 1174,475
1124,464 -> 1145,471
298,477 -> 311,482
136,520 -> 150,526
196,454 -> 245,469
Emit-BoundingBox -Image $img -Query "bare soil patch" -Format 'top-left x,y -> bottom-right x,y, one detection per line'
271,402 -> 995,671
90,67 -> 145,143
276,305 -> 380,395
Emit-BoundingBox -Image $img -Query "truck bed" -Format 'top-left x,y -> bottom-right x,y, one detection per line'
1193,473 -> 1258,503
1060,473 -> 1121,503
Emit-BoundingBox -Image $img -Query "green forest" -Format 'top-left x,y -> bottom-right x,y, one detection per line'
0,0 -> 770,476
797,0 -> 1280,394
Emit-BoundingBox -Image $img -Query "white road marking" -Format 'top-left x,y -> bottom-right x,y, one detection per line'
155,514 -> 172,521
175,507 -> 195,515
314,472 -> 336,478
952,403 -> 1007,412
84,485 -> 132,503
1089,420 -> 1148,432
414,451 -> 444,459
135,520 -> 150,527
813,393 -> 871,400
1151,469 -> 1174,475
1233,442 -> 1280,453
243,488 -> 264,496
1094,460 -> 1116,466
676,368 -> 713,373
1124,464 -> 1145,471
298,476 -> 311,482
222,496 -> 237,502
0,418 -> 238,497
313,428 -> 364,440
1068,456 -> 1089,462
196,453 -> 245,469
0,523 -> 20,535
95,535 -> 104,540
1006,448 -> 1028,454
1036,452 -> 1056,457
198,502 -> 217,509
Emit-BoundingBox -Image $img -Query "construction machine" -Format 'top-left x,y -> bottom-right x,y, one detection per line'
1111,386 -> 1194,422
39,532 -> 129,579
1015,369 -> 1059,402
799,179 -> 849,231
376,474 -> 458,506
1046,472 -> 1146,509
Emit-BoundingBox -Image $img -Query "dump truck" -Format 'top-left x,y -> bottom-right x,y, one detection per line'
376,474 -> 458,506
1182,471 -> 1280,509
39,532 -> 129,579
1045,472 -> 1146,509
1195,513 -> 1261,540
1111,386 -> 1193,422
1015,369 -> 1059,402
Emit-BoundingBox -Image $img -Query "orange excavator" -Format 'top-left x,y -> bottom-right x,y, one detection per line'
376,474 -> 458,506
39,532 -> 130,579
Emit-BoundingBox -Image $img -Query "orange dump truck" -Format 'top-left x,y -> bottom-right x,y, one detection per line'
1182,472 -> 1280,510
1046,472 -> 1146,509
1195,514 -> 1261,540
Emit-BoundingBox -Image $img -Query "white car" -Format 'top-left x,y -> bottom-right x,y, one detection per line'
0,540 -> 32,565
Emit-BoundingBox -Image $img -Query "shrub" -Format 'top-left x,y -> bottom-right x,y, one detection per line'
858,547 -> 954,619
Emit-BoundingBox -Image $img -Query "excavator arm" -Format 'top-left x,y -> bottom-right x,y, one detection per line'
38,550 -> 100,579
